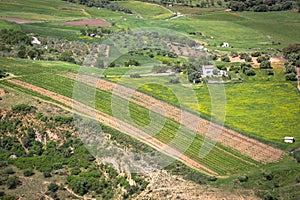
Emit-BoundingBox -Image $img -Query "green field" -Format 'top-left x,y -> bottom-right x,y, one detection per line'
0,57 -> 260,175
0,0 -> 300,198
114,1 -> 173,19
109,73 -> 300,150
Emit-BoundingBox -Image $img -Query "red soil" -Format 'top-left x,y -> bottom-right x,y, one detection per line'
63,18 -> 111,27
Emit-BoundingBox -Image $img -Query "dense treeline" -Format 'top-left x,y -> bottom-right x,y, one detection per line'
228,0 -> 296,12
0,29 -> 32,46
138,0 -> 298,11
62,0 -> 133,13
283,44 -> 300,81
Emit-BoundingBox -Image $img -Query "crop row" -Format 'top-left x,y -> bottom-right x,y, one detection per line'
18,74 -> 256,175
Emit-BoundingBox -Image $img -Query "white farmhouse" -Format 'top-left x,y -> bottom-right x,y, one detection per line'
221,42 -> 229,48
31,36 -> 41,45
202,65 -> 214,77
284,137 -> 295,143
202,65 -> 227,78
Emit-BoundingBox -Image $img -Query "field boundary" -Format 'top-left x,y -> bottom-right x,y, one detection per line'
64,73 -> 284,164
7,79 -> 218,175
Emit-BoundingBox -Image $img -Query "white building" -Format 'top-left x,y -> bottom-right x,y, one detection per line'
284,137 -> 295,143
31,36 -> 41,45
221,42 -> 229,48
202,65 -> 227,78
202,65 -> 214,77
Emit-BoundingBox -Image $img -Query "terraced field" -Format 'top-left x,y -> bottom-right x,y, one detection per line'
0,69 -> 284,176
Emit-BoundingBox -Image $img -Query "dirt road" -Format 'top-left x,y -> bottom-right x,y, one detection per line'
65,73 -> 284,164
8,79 -> 217,175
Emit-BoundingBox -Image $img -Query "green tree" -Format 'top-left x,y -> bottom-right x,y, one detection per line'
17,45 -> 27,58
260,61 -> 272,69
0,70 -> 8,78
23,168 -> 34,177
48,182 -> 59,192
221,56 -> 230,62
7,176 -> 21,189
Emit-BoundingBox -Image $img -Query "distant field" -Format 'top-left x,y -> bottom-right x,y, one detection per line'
190,11 -> 300,50
114,1 -> 173,19
109,74 -> 300,150
0,0 -> 87,21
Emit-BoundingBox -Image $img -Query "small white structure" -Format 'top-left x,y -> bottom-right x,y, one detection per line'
202,65 -> 215,77
31,37 -> 41,45
221,42 -> 229,48
9,155 -> 18,159
284,137 -> 295,143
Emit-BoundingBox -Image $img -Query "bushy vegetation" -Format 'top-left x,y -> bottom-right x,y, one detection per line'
0,106 -> 149,198
63,0 -> 133,13
228,0 -> 295,12
0,69 -> 8,79
0,29 -> 31,46
283,44 -> 300,81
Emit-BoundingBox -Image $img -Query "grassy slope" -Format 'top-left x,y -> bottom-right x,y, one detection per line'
0,0 -> 87,21
0,57 -> 258,175
0,0 -> 299,198
109,74 -> 300,150
0,0 -> 299,150
114,1 -> 173,19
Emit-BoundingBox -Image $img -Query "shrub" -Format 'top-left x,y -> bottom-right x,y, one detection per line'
230,66 -> 241,73
221,56 -> 230,62
285,73 -> 297,81
48,182 -> 59,192
0,70 -> 8,79
43,171 -> 52,178
71,167 -> 81,176
4,168 -> 15,175
231,51 -> 238,58
251,52 -> 261,57
216,65 -> 226,70
152,65 -> 168,73
169,77 -> 180,84
265,69 -> 274,75
293,149 -> 300,163
245,69 -> 256,76
257,56 -> 269,63
239,53 -> 249,59
260,61 -> 272,69
12,104 -> 34,114
124,59 -> 140,67
263,171 -> 273,181
245,56 -> 252,62
238,175 -> 248,182
129,73 -> 141,78
7,176 -> 21,189
23,168 -> 34,177
0,161 -> 8,167
209,176 -> 217,181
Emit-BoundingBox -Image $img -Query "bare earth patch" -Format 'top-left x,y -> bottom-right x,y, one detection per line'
0,89 -> 5,97
63,18 -> 111,27
0,17 -> 44,24
139,170 -> 259,200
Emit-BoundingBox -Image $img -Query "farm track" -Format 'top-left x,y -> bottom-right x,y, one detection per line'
7,79 -> 217,175
64,73 -> 284,164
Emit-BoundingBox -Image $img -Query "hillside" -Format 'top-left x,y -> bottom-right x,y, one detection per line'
0,0 -> 300,199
